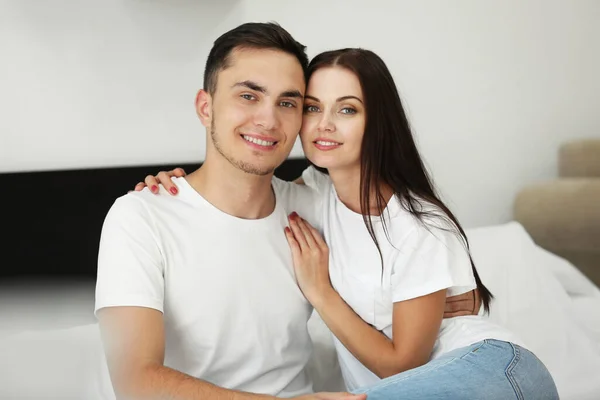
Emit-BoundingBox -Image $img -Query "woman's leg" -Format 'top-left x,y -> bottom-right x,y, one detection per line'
352,339 -> 558,400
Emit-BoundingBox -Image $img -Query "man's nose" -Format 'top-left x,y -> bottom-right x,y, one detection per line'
254,104 -> 279,131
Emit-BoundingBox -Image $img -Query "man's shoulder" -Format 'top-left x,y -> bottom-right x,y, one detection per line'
106,191 -> 148,218
107,188 -> 163,215
103,186 -> 186,231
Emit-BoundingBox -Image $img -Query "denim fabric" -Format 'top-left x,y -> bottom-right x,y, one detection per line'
352,340 -> 559,399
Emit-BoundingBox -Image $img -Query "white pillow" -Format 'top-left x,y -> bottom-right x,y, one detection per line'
0,323 -> 109,399
465,221 -> 600,399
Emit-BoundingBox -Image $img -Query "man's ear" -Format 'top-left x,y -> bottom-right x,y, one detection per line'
195,89 -> 212,128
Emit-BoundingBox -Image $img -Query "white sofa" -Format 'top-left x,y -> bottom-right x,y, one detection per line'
1,222 -> 599,399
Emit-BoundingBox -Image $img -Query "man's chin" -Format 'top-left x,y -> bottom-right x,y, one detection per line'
236,161 -> 277,177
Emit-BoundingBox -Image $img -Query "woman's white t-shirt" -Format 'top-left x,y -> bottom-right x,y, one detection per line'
302,166 -> 526,391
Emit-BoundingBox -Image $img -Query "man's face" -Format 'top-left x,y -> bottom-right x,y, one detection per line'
198,48 -> 305,176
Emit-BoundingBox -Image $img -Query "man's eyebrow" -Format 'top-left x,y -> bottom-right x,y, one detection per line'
304,95 -> 363,104
232,80 -> 267,94
232,81 -> 302,99
280,90 -> 303,99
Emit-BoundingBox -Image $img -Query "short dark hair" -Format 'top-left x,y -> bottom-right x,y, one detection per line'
203,22 -> 309,95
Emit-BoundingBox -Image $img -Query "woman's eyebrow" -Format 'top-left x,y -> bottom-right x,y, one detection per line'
304,94 -> 363,104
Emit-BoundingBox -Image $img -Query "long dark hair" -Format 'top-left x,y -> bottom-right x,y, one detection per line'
307,48 -> 493,313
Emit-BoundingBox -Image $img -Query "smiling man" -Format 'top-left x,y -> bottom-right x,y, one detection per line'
95,22 -> 359,400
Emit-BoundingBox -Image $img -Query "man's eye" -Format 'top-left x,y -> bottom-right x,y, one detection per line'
280,101 -> 296,108
241,94 -> 256,101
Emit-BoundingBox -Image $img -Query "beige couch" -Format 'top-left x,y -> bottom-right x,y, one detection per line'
513,139 -> 600,287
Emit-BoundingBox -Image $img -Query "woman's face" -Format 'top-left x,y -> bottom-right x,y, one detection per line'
300,67 -> 366,172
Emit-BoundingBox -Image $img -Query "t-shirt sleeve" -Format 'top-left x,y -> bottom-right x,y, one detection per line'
272,175 -> 325,232
390,220 -> 477,303
301,166 -> 331,195
94,195 -> 165,316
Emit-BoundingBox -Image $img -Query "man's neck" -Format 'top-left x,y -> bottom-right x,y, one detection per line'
186,156 -> 275,220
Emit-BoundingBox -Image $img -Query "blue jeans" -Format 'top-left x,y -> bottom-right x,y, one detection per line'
352,339 -> 559,399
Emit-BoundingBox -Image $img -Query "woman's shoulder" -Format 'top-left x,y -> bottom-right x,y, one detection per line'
300,165 -> 332,194
392,195 -> 457,226
389,195 -> 464,248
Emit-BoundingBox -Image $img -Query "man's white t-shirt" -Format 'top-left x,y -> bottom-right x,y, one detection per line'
302,166 -> 527,391
95,176 -> 321,398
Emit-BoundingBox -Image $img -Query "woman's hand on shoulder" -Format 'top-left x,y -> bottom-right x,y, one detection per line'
131,168 -> 187,195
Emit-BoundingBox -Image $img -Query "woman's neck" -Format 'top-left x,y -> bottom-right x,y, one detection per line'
328,166 -> 393,216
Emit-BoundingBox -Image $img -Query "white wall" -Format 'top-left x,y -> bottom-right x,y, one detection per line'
1,0 -> 599,227
242,0 -> 600,227
0,0 -> 243,172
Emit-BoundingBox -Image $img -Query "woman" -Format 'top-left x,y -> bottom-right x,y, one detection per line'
134,48 -> 558,399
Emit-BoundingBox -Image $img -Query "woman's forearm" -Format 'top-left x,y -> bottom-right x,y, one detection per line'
312,289 -> 423,378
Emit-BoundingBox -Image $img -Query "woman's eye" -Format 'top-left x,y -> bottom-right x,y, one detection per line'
304,105 -> 319,113
340,107 -> 356,115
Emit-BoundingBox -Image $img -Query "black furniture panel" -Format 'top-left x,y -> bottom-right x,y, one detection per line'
0,159 -> 310,281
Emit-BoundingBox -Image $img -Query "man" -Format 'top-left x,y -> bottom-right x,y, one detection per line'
96,22 -> 478,400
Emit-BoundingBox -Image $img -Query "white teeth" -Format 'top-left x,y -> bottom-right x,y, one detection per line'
242,135 -> 275,147
316,140 -> 340,146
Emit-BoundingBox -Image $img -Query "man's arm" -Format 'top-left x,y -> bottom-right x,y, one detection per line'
98,306 -> 277,400
98,307 -> 365,400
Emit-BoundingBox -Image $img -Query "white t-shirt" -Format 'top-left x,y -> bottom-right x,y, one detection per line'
95,176 -> 321,398
302,166 -> 526,391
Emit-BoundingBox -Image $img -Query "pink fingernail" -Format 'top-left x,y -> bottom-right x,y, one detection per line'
170,187 -> 178,195
151,185 -> 158,192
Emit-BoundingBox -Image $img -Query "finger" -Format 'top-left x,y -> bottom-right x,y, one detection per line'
173,167 -> 187,177
134,182 -> 146,192
444,298 -> 473,313
304,221 -> 328,249
473,288 -> 482,314
444,289 -> 478,318
295,216 -> 318,249
284,227 -> 302,259
143,175 -> 160,194
156,171 -> 179,195
321,393 -> 366,400
444,309 -> 474,318
344,395 -> 366,400
338,393 -> 367,400
288,214 -> 309,251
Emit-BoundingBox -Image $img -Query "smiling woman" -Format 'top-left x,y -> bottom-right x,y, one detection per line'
283,48 -> 558,400
301,68 -> 365,169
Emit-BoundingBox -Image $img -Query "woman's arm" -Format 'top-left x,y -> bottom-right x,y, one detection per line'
314,287 -> 445,378
285,213 -> 446,379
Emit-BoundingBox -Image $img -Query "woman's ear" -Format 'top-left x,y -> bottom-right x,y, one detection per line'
195,89 -> 212,128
